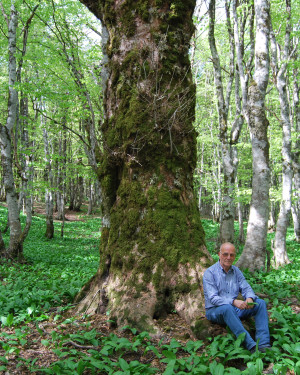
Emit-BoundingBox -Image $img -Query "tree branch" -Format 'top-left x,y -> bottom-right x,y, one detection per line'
35,108 -> 90,148
0,1 -> 9,28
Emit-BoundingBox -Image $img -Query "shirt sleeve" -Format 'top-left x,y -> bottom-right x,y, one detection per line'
203,268 -> 234,307
236,268 -> 257,301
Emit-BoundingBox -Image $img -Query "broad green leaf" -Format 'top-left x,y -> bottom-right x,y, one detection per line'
162,350 -> 177,360
118,357 -> 129,371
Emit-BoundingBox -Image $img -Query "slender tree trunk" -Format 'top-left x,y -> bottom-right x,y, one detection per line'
74,176 -> 84,211
0,230 -> 5,254
237,200 -> 245,243
236,0 -> 270,271
237,179 -> 245,244
270,0 -> 293,266
0,183 -> 5,201
76,0 -> 211,334
197,143 -> 204,211
68,178 -> 75,211
43,127 -> 54,239
87,181 -> 94,215
0,3 -> 23,258
208,0 -> 239,244
209,124 -> 222,223
268,200 -> 276,232
18,93 -> 34,242
214,159 -> 222,223
292,177 -> 300,243
291,63 -> 300,243
56,128 -> 67,221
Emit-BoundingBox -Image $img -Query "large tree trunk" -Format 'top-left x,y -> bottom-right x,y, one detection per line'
76,0 -> 211,334
236,0 -> 270,271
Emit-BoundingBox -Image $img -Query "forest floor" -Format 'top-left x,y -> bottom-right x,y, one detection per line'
33,203 -> 96,222
0,204 -> 299,374
1,294 -> 298,374
1,305 -> 285,374
0,311 -> 196,374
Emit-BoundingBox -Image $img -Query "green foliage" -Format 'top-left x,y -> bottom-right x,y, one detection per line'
0,205 -> 99,324
0,0 -> 101,208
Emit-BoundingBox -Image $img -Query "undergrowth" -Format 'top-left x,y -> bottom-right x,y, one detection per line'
0,205 -> 299,374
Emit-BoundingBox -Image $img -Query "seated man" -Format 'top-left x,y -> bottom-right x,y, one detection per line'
203,242 -> 271,353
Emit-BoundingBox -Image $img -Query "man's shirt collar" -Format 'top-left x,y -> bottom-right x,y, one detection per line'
217,260 -> 234,274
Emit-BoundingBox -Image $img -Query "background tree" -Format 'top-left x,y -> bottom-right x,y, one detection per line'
0,1 -> 38,258
291,60 -> 300,243
208,0 -> 244,245
271,0 -> 295,267
234,0 -> 271,271
0,0 -> 102,248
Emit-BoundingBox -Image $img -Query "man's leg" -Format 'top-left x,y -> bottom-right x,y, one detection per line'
237,298 -> 271,348
206,305 -> 256,350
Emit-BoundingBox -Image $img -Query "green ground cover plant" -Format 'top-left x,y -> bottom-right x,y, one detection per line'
0,205 -> 299,374
0,206 -> 99,325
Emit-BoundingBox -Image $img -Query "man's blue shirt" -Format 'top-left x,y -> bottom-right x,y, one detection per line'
203,261 -> 257,309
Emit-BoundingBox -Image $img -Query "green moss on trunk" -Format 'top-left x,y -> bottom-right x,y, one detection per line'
78,0 -> 211,333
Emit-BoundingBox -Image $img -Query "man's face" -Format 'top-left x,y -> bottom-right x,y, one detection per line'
218,244 -> 236,271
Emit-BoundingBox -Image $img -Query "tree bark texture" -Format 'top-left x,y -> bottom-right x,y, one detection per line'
236,0 -> 270,271
77,0 -> 210,334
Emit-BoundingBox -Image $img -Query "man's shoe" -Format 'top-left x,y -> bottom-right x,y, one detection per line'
259,346 -> 272,353
250,346 -> 257,354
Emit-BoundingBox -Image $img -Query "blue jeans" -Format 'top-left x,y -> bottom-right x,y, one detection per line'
205,298 -> 270,350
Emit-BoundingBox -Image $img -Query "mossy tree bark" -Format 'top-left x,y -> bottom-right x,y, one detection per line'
76,0 -> 212,333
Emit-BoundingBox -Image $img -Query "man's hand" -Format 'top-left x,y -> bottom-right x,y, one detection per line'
245,298 -> 254,309
233,299 -> 248,309
233,298 -> 254,310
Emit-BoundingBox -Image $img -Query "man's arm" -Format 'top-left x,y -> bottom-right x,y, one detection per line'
235,268 -> 257,303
